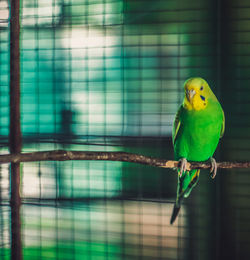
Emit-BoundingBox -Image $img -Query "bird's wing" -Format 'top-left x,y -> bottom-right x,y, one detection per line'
220,110 -> 225,138
172,106 -> 183,145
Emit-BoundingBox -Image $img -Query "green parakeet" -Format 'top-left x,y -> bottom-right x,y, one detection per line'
170,77 -> 225,224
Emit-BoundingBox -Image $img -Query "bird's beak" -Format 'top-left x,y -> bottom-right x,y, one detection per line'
186,89 -> 196,101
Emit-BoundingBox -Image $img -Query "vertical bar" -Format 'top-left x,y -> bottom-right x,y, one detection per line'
9,0 -> 22,260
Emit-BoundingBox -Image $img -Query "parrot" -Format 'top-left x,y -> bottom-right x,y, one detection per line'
170,77 -> 225,224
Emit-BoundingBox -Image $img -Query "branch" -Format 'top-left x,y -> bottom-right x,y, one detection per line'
0,150 -> 249,170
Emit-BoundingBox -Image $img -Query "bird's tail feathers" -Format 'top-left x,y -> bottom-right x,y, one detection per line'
170,169 -> 200,224
183,169 -> 200,198
170,191 -> 185,225
170,204 -> 181,225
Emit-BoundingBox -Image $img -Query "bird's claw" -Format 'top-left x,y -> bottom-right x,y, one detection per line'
210,157 -> 217,179
178,158 -> 187,177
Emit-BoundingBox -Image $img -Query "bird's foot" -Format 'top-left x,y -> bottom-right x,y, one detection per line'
178,158 -> 187,177
210,157 -> 217,179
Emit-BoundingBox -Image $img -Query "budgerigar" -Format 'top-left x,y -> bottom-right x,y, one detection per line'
170,77 -> 225,224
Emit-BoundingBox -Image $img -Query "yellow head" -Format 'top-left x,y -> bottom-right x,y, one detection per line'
183,77 -> 217,111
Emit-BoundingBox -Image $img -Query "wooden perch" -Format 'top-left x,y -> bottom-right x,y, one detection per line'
0,150 -> 249,170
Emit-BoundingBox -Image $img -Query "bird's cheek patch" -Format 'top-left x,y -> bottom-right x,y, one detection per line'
200,95 -> 205,101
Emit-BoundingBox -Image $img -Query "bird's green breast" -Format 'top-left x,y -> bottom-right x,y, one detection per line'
174,100 -> 223,162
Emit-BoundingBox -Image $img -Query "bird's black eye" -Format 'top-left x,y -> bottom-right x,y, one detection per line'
200,86 -> 204,91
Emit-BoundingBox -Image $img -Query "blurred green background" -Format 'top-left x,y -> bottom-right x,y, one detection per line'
0,0 -> 250,259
